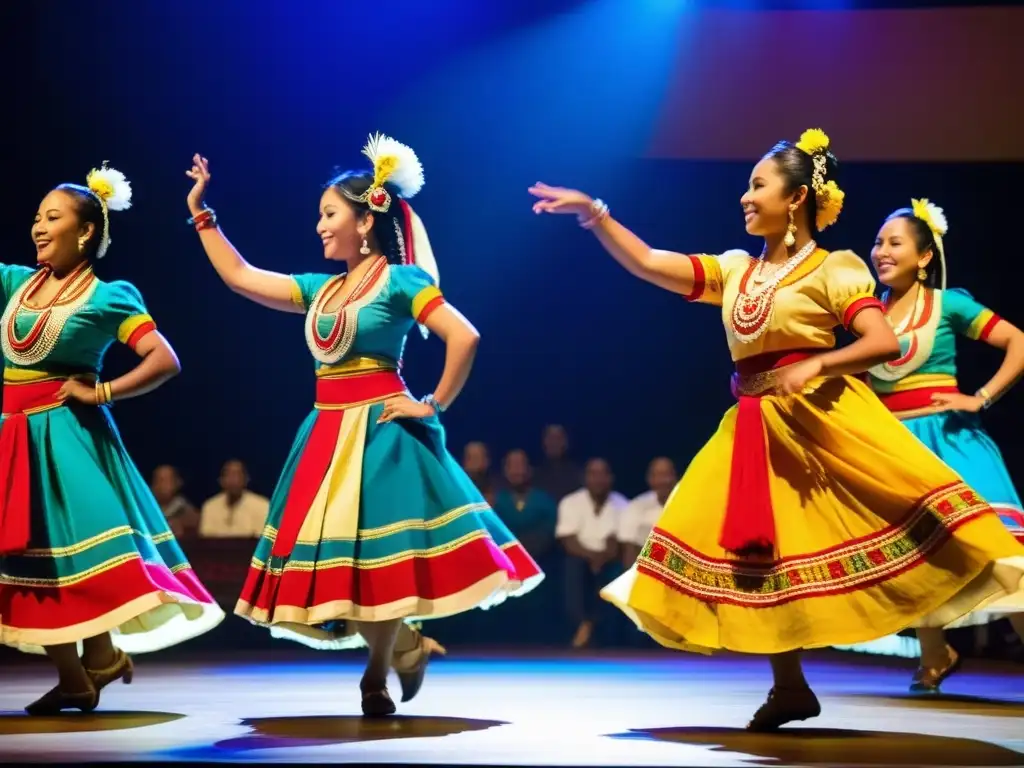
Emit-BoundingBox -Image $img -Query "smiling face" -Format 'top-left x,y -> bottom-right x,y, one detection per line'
316,187 -> 374,262
31,189 -> 94,272
871,215 -> 933,292
740,156 -> 804,238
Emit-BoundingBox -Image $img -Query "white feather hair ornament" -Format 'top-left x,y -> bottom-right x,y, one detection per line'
911,198 -> 949,290
85,162 -> 133,258
346,133 -> 425,213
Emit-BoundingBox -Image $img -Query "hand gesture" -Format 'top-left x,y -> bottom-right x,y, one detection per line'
185,154 -> 211,216
528,182 -> 594,218
57,378 -> 98,406
775,357 -> 823,396
376,395 -> 436,424
930,391 -> 984,413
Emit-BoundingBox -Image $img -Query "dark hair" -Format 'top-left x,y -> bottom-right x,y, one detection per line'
764,141 -> 839,234
885,208 -> 943,289
324,171 -> 406,265
54,183 -> 105,260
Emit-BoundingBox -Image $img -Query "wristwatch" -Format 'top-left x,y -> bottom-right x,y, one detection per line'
421,394 -> 446,415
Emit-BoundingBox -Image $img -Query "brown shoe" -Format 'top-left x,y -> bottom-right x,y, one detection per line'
85,648 -> 134,694
361,688 -> 397,718
747,686 -> 821,732
25,681 -> 99,716
910,646 -> 961,693
393,632 -> 447,703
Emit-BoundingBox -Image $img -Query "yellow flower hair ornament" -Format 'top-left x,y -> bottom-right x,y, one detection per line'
345,133 -> 425,214
911,197 -> 948,290
795,128 -> 844,231
85,162 -> 133,258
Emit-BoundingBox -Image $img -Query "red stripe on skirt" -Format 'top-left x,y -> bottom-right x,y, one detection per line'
270,370 -> 406,560
721,350 -> 815,558
0,379 -> 66,555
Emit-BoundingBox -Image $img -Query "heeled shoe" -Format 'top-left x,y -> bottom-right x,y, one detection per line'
747,686 -> 821,732
85,648 -> 134,694
910,646 -> 961,693
394,632 -> 447,703
361,687 -> 397,718
25,681 -> 99,716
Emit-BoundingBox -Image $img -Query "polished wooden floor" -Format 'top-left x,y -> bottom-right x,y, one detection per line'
0,649 -> 1022,766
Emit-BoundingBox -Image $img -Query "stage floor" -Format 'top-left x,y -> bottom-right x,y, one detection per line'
0,649 -> 1022,766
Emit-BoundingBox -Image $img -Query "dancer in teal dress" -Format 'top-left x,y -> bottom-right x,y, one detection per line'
837,199 -> 1024,690
0,166 -> 224,715
186,134 -> 543,716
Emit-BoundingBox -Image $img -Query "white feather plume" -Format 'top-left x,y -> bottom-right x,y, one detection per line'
924,202 -> 948,236
86,165 -> 133,211
362,133 -> 425,199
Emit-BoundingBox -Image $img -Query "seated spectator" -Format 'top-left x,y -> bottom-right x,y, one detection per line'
199,459 -> 269,538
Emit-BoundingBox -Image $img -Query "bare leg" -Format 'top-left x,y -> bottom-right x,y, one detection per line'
392,623 -> 448,704
747,652 -> 821,732
81,632 -> 117,670
45,643 -> 92,693
912,627 -> 959,692
353,619 -> 403,717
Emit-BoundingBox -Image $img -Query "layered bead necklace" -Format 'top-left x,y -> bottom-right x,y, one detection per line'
304,256 -> 388,365
1,261 -> 96,367
731,240 -> 817,344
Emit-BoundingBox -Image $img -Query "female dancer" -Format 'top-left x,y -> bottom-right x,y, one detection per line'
0,165 -> 224,715
187,134 -> 543,716
529,129 -> 1024,730
840,200 -> 1024,690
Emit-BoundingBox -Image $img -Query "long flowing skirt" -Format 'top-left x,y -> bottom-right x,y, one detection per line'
837,408 -> 1024,656
235,369 -> 543,649
0,395 -> 225,654
601,374 -> 1024,655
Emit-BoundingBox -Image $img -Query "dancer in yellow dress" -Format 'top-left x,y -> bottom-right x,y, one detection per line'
528,128 -> 1024,731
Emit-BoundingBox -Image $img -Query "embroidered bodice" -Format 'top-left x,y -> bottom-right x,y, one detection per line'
290,261 -> 444,371
684,248 -> 880,363
0,262 -> 156,377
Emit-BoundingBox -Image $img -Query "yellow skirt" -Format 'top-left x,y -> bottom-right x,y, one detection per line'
601,375 -> 1024,655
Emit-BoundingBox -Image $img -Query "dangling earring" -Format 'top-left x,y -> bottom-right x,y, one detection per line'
917,266 -> 928,282
77,237 -> 87,254
783,204 -> 797,248
359,237 -> 370,256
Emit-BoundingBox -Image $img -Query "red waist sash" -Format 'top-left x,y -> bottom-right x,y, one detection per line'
272,369 -> 407,559
878,386 -> 959,415
0,378 -> 67,555
721,350 -> 815,558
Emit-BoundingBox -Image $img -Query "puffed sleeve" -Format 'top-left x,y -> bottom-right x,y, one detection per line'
682,249 -> 748,307
824,250 -> 885,330
105,281 -> 158,351
389,265 -> 446,324
289,273 -> 335,312
944,288 -> 1003,341
0,264 -> 35,309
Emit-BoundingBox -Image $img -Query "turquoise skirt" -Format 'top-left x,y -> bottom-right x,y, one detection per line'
236,372 -> 543,649
0,399 -> 225,654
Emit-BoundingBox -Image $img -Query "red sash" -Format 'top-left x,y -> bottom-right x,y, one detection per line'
0,378 -> 66,554
879,386 -> 959,414
720,350 -> 814,558
270,369 -> 406,559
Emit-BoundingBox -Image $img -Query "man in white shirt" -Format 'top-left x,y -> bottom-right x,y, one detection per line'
556,458 -> 627,648
199,459 -> 270,538
618,457 -> 678,567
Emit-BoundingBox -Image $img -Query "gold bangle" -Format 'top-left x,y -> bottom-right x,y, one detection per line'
103,382 -> 113,404
976,387 -> 993,409
94,382 -> 104,405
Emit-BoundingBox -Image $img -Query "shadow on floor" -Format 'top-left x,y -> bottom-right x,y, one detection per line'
211,714 -> 508,752
609,726 -> 1024,766
0,710 -> 185,734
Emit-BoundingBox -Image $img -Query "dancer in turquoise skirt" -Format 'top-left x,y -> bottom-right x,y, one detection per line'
186,134 -> 543,716
0,166 -> 225,715
837,199 -> 1024,689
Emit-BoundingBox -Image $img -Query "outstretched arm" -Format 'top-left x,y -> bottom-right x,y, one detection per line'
529,183 -> 698,296
187,155 -> 302,314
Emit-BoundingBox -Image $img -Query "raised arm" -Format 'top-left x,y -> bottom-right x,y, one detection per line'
528,183 -> 698,296
186,155 -> 302,314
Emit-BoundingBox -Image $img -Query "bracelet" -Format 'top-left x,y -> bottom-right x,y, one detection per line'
188,208 -> 217,231
579,199 -> 609,230
95,381 -> 113,405
976,387 -> 993,409
421,393 -> 446,414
